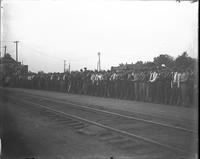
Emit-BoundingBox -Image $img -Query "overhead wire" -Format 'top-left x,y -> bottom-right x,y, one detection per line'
21,42 -> 64,62
20,43 -> 66,73
21,42 -> 84,63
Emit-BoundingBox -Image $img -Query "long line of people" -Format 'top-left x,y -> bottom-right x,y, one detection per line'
7,66 -> 195,107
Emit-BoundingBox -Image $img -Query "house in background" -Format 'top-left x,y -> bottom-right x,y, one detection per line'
0,53 -> 28,79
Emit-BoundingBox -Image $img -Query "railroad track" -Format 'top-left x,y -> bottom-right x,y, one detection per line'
13,90 -> 197,132
7,93 -> 197,159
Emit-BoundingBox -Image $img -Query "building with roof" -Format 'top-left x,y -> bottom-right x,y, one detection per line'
0,53 -> 28,77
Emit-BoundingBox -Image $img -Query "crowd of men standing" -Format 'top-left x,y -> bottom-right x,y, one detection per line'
3,66 -> 196,107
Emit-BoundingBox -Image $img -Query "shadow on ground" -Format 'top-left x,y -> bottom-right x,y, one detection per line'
0,89 -> 35,159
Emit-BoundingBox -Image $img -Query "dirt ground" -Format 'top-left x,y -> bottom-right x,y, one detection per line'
0,101 -> 138,159
0,89 -> 197,159
6,88 -> 198,124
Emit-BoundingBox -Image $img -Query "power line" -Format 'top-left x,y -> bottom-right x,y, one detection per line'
5,47 -> 15,54
22,42 -> 84,62
0,46 -> 16,60
21,43 -> 64,62
0,41 -> 19,59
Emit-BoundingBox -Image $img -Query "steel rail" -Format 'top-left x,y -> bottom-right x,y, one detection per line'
2,88 -> 196,133
21,92 -> 197,134
11,96 -> 192,155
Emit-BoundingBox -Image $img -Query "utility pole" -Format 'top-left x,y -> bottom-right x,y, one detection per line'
14,41 -> 19,62
64,60 -> 66,73
0,0 -> 1,60
97,52 -> 101,72
4,45 -> 6,57
0,0 -> 2,60
68,62 -> 70,73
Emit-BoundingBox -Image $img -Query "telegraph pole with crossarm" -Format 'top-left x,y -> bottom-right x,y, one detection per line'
14,41 -> 19,62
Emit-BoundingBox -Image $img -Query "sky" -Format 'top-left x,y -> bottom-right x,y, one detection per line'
1,0 -> 198,73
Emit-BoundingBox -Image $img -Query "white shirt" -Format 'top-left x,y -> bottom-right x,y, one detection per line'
149,72 -> 158,83
172,72 -> 181,88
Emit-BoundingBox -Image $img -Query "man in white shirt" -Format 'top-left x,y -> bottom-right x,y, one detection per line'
180,68 -> 190,106
170,68 -> 181,105
149,68 -> 158,102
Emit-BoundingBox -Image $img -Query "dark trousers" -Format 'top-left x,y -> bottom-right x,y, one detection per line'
164,82 -> 171,104
156,81 -> 164,103
180,82 -> 188,106
170,85 -> 181,105
149,82 -> 156,102
134,82 -> 139,100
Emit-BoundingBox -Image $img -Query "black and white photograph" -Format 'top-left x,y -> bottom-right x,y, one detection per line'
0,0 -> 198,159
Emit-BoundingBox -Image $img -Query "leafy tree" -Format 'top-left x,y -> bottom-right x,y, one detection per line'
175,52 -> 195,69
38,71 -> 45,74
153,54 -> 174,68
134,61 -> 143,69
143,61 -> 155,70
